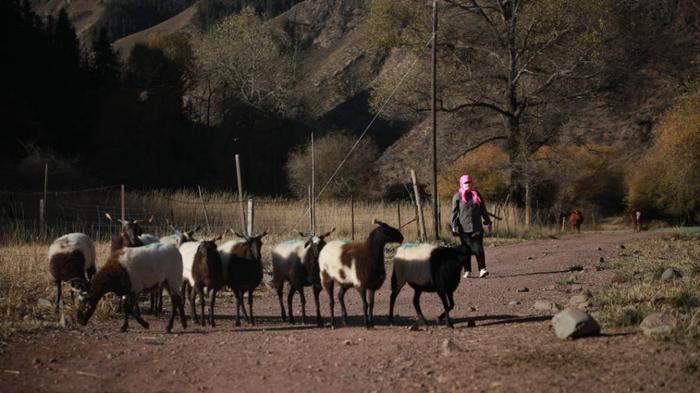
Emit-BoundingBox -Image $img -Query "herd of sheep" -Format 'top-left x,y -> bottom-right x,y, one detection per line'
48,214 -> 472,332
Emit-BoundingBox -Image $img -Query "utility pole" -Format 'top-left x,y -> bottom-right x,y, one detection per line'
431,0 -> 440,240
311,132 -> 316,235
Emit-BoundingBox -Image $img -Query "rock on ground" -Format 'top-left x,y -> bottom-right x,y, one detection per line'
640,313 -> 676,337
534,300 -> 560,312
552,309 -> 601,339
660,269 -> 682,281
441,339 -> 463,356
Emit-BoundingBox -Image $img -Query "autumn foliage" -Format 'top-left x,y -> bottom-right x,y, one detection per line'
627,83 -> 700,222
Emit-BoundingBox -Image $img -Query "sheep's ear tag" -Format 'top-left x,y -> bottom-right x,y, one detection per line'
78,291 -> 88,302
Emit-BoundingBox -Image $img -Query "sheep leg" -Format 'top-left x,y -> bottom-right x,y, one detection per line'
197,285 -> 206,327
239,289 -> 251,322
388,273 -> 402,325
129,294 -> 150,330
437,292 -> 454,328
338,286 -> 349,326
276,283 -> 287,322
368,290 -> 376,328
360,289 -> 370,329
187,283 -> 199,324
121,296 -> 131,332
209,289 -> 217,327
55,281 -> 62,314
313,285 -> 323,327
437,292 -> 456,321
325,280 -> 336,328
412,289 -> 428,327
287,288 -> 296,324
234,289 -> 244,327
247,289 -> 255,326
299,288 -> 307,325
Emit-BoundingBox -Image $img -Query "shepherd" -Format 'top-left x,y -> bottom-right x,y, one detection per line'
451,174 -> 493,278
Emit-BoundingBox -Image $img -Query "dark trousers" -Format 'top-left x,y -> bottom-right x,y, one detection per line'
458,232 -> 486,272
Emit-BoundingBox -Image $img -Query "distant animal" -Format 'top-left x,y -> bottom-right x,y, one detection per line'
77,243 -> 187,333
569,210 -> 584,233
389,243 -> 465,328
629,208 -> 643,232
271,228 -> 335,326
319,219 -> 404,328
48,233 -> 96,313
218,231 -> 267,326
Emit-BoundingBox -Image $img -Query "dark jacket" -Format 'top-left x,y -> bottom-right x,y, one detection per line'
451,191 -> 492,234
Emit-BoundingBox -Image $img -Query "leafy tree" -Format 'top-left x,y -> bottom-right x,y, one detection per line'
627,82 -> 700,224
437,144 -> 509,201
195,6 -> 296,121
286,131 -> 380,199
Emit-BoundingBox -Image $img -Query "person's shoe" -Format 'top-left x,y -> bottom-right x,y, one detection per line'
479,268 -> 489,278
463,271 -> 471,278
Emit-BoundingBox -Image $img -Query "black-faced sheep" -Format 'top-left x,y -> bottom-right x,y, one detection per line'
105,213 -> 153,252
77,243 -> 186,333
218,232 -> 267,326
388,243 -> 465,328
271,228 -> 335,326
48,233 -> 96,313
180,234 -> 224,327
319,219 -> 403,328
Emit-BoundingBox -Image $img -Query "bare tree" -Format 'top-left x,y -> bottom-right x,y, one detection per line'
369,0 -> 609,223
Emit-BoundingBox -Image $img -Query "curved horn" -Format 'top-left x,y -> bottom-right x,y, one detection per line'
295,229 -> 308,237
258,231 -> 268,238
105,213 -> 115,222
321,227 -> 336,238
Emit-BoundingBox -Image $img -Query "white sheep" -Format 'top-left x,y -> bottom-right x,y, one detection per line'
271,228 -> 334,326
77,243 -> 187,333
48,233 -> 96,313
319,219 -> 403,328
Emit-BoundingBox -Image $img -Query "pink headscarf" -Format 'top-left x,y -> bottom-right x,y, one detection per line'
459,175 -> 481,205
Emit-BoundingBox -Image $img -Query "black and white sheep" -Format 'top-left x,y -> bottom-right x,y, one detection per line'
104,213 -> 153,252
77,243 -> 187,333
48,233 -> 96,313
271,228 -> 335,326
218,232 -> 267,326
319,219 -> 403,328
180,234 -> 224,327
388,243 -> 465,328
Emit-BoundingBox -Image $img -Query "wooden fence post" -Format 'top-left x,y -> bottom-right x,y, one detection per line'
120,184 -> 125,221
411,169 -> 426,242
247,198 -> 254,236
39,199 -> 45,237
235,154 -> 246,233
397,201 -> 401,229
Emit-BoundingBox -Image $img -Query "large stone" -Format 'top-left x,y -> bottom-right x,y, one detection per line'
640,313 -> 676,337
534,300 -> 559,312
552,309 -> 600,339
37,298 -> 52,308
660,269 -> 682,281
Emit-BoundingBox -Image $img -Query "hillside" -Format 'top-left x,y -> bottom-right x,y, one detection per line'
31,0 -> 105,41
32,0 -> 700,197
112,4 -> 198,58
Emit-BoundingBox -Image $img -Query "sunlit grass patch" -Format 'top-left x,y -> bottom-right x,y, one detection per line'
595,233 -> 700,339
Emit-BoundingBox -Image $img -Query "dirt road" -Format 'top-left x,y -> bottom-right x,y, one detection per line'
1,231 -> 697,392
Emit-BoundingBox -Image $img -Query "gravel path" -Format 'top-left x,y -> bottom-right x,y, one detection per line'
1,230 -> 697,393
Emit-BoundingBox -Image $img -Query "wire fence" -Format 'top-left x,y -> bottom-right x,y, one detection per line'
0,183 -> 583,249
